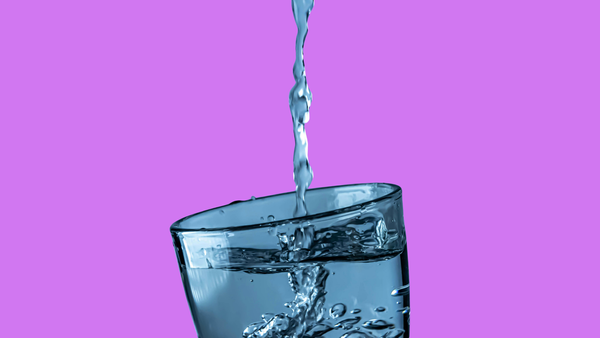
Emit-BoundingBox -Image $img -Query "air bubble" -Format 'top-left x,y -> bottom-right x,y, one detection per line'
362,319 -> 394,330
334,316 -> 361,330
329,303 -> 347,318
383,329 -> 405,338
268,215 -> 275,221
375,307 -> 386,312
391,285 -> 410,297
250,279 -> 254,282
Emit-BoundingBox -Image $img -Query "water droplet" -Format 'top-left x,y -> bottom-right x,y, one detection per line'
375,306 -> 386,312
268,215 -> 275,221
329,303 -> 347,318
351,309 -> 361,314
219,209 -> 225,215
332,271 -> 336,275
216,244 -> 221,248
362,319 -> 394,330
325,232 -> 332,238
250,279 -> 254,282
334,316 -> 361,330
260,216 -> 265,221
251,196 -> 256,200
391,285 -> 410,297
345,229 -> 353,235
383,329 -> 405,338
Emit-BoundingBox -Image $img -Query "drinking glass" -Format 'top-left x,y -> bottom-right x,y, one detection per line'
170,183 -> 410,338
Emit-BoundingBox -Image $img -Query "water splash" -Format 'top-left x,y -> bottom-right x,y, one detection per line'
289,0 -> 315,217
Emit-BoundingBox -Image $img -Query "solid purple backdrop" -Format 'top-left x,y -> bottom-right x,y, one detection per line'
1,0 -> 599,337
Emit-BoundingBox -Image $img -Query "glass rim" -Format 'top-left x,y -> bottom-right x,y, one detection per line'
170,182 -> 402,233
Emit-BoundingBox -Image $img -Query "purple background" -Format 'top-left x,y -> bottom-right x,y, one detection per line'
1,0 -> 598,337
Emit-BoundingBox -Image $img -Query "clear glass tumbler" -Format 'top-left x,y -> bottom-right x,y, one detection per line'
170,183 -> 410,338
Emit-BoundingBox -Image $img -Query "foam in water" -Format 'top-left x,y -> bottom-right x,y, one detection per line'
289,0 -> 315,217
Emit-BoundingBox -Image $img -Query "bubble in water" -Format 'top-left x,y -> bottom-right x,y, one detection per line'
250,279 -> 254,282
362,319 -> 395,330
329,303 -> 347,319
351,309 -> 362,314
306,322 -> 334,337
383,329 -> 406,338
391,285 -> 409,297
375,307 -> 386,312
268,215 -> 275,221
334,316 -> 361,330
396,306 -> 410,315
